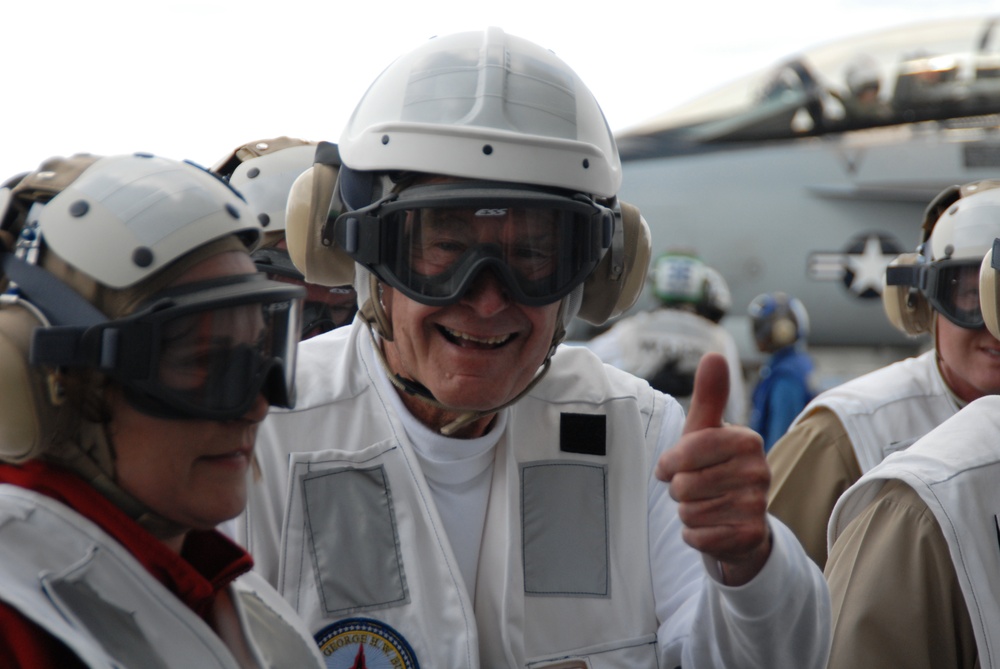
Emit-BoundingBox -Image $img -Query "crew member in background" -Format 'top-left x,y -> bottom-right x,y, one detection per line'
747,291 -> 815,450
587,250 -> 747,423
824,217 -> 1000,668
212,136 -> 357,339
767,180 -> 1000,569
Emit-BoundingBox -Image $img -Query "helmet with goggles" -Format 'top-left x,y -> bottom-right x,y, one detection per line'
318,28 -> 637,327
0,153 -> 305,464
213,138 -> 358,337
281,28 -> 649,435
884,180 -> 1000,334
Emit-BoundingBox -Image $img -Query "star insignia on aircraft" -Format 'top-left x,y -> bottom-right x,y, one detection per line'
807,233 -> 904,299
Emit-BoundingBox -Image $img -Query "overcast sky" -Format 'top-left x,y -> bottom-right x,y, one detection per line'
1,1 -> 995,180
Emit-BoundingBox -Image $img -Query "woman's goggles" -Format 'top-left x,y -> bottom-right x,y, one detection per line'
329,182 -> 615,307
31,273 -> 305,420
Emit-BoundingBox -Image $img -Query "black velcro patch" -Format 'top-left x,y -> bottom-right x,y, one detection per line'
560,413 -> 607,456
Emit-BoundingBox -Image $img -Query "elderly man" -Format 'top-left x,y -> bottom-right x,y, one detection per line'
237,27 -> 830,669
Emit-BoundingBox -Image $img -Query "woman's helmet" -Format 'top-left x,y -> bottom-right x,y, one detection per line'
0,153 -> 304,464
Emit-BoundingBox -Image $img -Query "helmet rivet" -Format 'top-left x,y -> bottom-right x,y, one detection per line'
259,213 -> 270,227
247,167 -> 261,179
225,203 -> 241,219
69,200 -> 89,217
254,142 -> 269,151
381,135 -> 390,145
482,145 -> 493,155
944,244 -> 954,257
582,158 -> 590,169
132,247 -> 154,268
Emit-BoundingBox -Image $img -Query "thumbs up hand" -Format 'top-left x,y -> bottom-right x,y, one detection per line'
655,352 -> 772,586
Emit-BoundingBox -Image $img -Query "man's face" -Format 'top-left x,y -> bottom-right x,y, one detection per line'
935,268 -> 1000,402
380,205 -> 564,432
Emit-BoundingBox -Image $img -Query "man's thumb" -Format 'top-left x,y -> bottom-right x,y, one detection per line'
683,352 -> 730,434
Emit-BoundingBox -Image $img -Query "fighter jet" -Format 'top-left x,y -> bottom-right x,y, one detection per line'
610,15 -> 1000,377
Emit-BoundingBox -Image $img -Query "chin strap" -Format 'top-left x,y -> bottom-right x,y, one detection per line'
359,311 -> 552,436
43,420 -> 190,541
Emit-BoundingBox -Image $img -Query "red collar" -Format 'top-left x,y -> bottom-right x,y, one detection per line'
0,461 -> 253,619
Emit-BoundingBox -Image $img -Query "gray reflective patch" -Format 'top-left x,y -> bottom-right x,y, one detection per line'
302,465 -> 408,615
48,577 -> 169,669
521,462 -> 609,597
238,591 -> 319,668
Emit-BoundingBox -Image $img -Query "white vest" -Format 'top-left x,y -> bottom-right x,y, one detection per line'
829,395 -> 1000,669
243,323 -> 667,668
794,351 -> 958,471
0,485 -> 324,669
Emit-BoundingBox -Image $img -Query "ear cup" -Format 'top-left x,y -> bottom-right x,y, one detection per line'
771,318 -> 797,348
0,304 -> 54,461
882,253 -> 934,335
285,164 -> 356,288
981,243 -> 1000,340
577,201 -> 651,325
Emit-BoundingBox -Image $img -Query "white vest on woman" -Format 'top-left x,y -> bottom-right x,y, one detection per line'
0,485 -> 324,669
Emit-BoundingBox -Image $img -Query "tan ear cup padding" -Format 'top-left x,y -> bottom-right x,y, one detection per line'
771,318 -> 797,348
576,200 -> 652,325
882,253 -> 933,335
981,244 -> 1000,340
285,164 -> 356,288
0,305 -> 52,462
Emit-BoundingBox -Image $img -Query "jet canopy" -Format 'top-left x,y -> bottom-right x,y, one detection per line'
618,16 -> 1000,158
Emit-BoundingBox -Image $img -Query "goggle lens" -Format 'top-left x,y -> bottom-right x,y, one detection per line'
117,275 -> 304,420
930,262 -> 983,329
334,183 -> 612,307
152,297 -> 299,415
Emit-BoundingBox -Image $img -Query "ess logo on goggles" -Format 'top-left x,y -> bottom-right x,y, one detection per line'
31,274 -> 305,420
886,258 -> 983,329
327,182 -> 615,307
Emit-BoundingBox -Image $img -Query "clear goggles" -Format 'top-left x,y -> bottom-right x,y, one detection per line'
328,182 -> 615,307
886,259 -> 983,329
253,247 -> 358,337
31,273 -> 305,420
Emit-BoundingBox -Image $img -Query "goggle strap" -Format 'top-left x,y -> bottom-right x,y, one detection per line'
1,252 -> 107,327
885,264 -> 921,288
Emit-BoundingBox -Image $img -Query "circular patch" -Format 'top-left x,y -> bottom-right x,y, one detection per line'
315,618 -> 420,669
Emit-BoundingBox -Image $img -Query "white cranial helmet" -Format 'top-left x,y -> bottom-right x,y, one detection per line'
338,26 -> 621,203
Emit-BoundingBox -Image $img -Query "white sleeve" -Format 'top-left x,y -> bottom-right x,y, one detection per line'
647,404 -> 831,668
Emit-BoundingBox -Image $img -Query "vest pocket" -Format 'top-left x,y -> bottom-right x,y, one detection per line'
521,461 -> 609,597
301,465 -> 408,615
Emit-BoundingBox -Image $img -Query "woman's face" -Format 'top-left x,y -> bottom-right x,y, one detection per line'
108,251 -> 269,549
